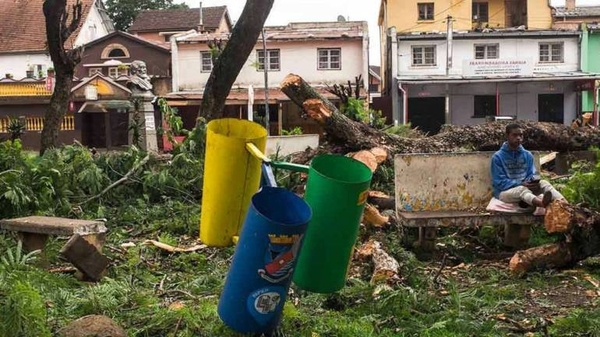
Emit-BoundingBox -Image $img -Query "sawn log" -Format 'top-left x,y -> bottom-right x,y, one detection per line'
280,73 -> 600,154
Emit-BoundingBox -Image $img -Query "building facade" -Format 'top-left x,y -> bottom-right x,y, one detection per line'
166,21 -> 370,135
0,0 -> 113,80
379,0 -> 554,95
379,0 -> 600,132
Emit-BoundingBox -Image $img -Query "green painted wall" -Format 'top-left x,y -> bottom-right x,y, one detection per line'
583,24 -> 600,112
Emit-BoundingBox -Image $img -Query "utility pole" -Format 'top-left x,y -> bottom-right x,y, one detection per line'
445,15 -> 453,125
261,29 -> 270,135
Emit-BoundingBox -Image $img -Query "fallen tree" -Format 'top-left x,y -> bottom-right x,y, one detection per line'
509,200 -> 600,276
280,73 -> 600,154
281,73 -> 600,276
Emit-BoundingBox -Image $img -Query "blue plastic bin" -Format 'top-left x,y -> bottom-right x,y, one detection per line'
218,186 -> 312,334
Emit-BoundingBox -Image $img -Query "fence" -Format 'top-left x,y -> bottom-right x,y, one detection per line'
0,115 -> 75,133
0,82 -> 52,96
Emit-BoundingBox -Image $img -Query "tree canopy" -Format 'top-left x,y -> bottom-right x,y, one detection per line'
103,0 -> 188,31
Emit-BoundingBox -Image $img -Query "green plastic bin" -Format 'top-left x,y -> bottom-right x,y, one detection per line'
293,154 -> 372,293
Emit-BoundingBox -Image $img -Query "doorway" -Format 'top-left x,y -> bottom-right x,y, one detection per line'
408,97 -> 445,135
81,112 -> 106,148
538,94 -> 564,124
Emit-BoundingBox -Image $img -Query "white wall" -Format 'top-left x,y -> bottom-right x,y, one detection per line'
176,39 -> 366,91
397,36 -> 580,76
0,1 -> 110,79
74,2 -> 111,47
0,54 -> 52,79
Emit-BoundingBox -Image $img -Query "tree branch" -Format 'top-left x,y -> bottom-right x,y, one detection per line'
78,155 -> 150,206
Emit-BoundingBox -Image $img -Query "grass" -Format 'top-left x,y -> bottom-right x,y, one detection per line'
1,207 -> 599,336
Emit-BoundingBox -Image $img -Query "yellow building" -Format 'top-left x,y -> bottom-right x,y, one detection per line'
378,0 -> 553,92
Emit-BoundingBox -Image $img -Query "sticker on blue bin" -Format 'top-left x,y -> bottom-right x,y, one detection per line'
248,286 -> 286,326
258,234 -> 303,283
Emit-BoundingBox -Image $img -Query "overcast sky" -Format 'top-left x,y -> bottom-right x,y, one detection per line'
182,0 -> 600,66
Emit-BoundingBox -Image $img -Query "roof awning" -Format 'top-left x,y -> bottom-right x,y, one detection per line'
164,87 -> 366,105
396,72 -> 600,84
77,100 -> 133,113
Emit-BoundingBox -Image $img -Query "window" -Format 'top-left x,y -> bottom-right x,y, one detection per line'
473,95 -> 496,118
201,51 -> 213,72
108,67 -> 118,78
412,46 -> 436,66
369,83 -> 379,92
256,49 -> 280,71
101,44 -> 130,59
539,43 -> 563,63
472,2 -> 489,22
318,48 -> 341,70
108,48 -> 126,58
418,3 -> 434,20
474,44 -> 498,59
88,68 -> 102,77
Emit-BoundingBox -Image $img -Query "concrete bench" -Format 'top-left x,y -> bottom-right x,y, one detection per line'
0,216 -> 109,281
394,152 -> 542,250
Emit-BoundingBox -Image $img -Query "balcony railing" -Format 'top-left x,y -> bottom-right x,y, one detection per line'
0,82 -> 52,97
0,115 -> 75,133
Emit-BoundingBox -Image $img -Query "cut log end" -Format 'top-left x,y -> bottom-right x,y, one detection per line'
355,240 -> 400,284
303,98 -> 332,124
280,73 -> 302,88
362,203 -> 389,227
545,199 -> 574,234
369,147 -> 388,164
508,242 -> 572,277
352,150 -> 378,172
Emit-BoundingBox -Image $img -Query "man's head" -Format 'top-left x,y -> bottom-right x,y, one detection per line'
130,60 -> 148,78
505,123 -> 523,150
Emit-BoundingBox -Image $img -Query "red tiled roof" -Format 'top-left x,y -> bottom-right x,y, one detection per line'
129,6 -> 228,33
0,0 -> 95,53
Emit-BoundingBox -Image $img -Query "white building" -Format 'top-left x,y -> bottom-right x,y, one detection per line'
388,29 -> 600,134
166,21 -> 370,135
0,0 -> 113,80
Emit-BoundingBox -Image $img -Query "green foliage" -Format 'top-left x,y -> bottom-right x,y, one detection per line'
549,308 -> 600,335
0,240 -> 40,271
384,123 -> 425,138
7,117 -> 25,141
128,111 -> 144,148
104,0 -> 189,31
158,97 -> 186,138
561,148 -> 600,209
281,126 -> 303,136
342,97 -> 370,123
0,280 -> 52,337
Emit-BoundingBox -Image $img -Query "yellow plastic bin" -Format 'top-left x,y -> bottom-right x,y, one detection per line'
200,118 -> 267,246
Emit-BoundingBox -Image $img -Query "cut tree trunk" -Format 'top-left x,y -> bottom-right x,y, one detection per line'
367,191 -> 395,210
355,240 -> 400,284
362,203 -> 389,228
198,0 -> 275,122
280,73 -> 600,154
509,201 -> 600,276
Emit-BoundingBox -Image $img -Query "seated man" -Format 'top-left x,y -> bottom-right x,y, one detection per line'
491,123 -> 565,209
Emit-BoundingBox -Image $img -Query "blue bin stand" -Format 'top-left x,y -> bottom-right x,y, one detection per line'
218,186 -> 312,334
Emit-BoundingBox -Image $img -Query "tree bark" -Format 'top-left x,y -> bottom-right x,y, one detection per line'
280,73 -> 600,154
198,0 -> 275,123
509,201 -> 600,276
367,191 -> 395,210
41,0 -> 83,155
